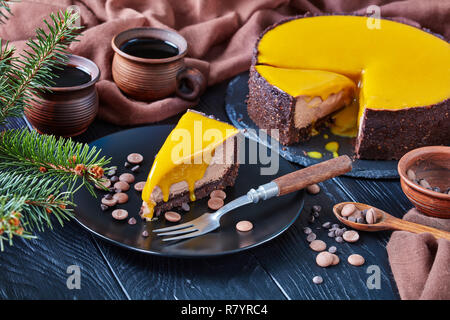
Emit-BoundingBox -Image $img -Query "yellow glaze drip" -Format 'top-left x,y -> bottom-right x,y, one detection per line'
325,141 -> 339,158
257,15 -> 450,135
141,111 -> 239,219
255,65 -> 355,101
307,151 -> 323,159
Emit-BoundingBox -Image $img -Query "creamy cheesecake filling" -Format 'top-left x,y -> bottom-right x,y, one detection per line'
141,111 -> 239,220
255,15 -> 450,138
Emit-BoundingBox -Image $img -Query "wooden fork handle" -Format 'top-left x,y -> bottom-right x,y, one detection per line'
273,155 -> 352,196
385,216 -> 450,240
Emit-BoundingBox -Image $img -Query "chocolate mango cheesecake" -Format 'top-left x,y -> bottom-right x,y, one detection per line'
248,15 -> 450,160
140,110 -> 240,220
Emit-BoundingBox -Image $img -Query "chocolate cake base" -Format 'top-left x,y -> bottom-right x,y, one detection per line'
153,163 -> 239,217
355,102 -> 450,160
247,66 -> 333,146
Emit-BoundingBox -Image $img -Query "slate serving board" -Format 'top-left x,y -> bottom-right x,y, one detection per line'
73,125 -> 304,258
225,72 -> 399,179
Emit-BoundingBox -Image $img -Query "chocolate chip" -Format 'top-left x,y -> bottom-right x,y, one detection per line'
113,192 -> 129,204
142,230 -> 149,237
134,181 -> 146,192
107,168 -> 117,177
348,216 -> 357,223
433,186 -> 441,193
236,220 -> 253,232
119,173 -> 135,184
303,227 -> 312,234
406,169 -> 416,181
110,175 -> 119,183
114,181 -> 130,192
308,215 -> 315,224
104,193 -> 113,200
208,197 -> 224,210
348,254 -> 365,266
128,217 -> 137,225
131,165 -> 140,173
356,217 -> 365,224
419,179 -> 431,189
334,228 -> 344,237
164,211 -> 181,222
327,230 -> 336,238
100,204 -> 109,211
328,246 -> 337,254
181,202 -> 190,212
210,190 -> 226,200
332,224 -> 340,229
101,197 -> 117,207
322,222 -> 331,229
312,211 -> 320,218
312,276 -> 323,284
127,153 -> 144,165
306,184 -> 321,195
312,205 -> 322,212
124,161 -> 131,168
335,236 -> 343,243
112,209 -> 128,220
306,233 -> 317,242
343,230 -> 360,243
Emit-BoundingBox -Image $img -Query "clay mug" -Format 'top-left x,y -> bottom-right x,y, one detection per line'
111,27 -> 206,101
25,54 -> 100,137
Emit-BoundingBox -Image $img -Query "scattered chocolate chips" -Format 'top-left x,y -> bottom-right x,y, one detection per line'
113,192 -> 129,204
312,205 -> 322,212
128,217 -> 137,225
348,254 -> 365,266
112,209 -> 128,220
124,161 -> 131,168
210,190 -> 226,200
335,236 -> 343,243
164,211 -> 181,222
303,227 -> 312,235
306,184 -> 321,195
208,197 -> 224,210
100,204 -> 109,211
131,165 -> 140,173
406,169 -> 416,181
327,230 -> 336,238
312,276 -> 323,284
119,173 -> 135,184
312,211 -> 320,218
134,181 -> 146,192
419,178 -> 431,189
127,153 -> 144,164
142,230 -> 149,237
110,175 -> 119,183
236,220 -> 253,232
322,222 -> 331,229
114,181 -> 130,192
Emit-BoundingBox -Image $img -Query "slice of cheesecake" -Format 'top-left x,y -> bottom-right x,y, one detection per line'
140,110 -> 240,220
248,65 -> 356,145
248,15 -> 450,160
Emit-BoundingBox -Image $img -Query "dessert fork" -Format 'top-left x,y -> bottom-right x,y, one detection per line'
153,155 -> 352,241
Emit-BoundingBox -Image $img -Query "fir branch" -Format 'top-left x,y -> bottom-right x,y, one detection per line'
0,129 -> 111,196
0,0 -> 11,24
0,9 -> 82,123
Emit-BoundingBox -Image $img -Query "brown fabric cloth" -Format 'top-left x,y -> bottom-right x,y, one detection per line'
0,0 -> 449,125
387,209 -> 450,300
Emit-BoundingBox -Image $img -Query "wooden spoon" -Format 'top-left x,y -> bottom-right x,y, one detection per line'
333,202 -> 450,240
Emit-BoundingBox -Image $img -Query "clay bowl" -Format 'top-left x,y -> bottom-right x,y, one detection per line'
26,55 -> 100,137
111,27 -> 205,101
398,146 -> 450,218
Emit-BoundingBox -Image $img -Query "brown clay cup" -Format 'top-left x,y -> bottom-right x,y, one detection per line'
111,27 -> 206,101
25,54 -> 100,137
398,146 -> 450,218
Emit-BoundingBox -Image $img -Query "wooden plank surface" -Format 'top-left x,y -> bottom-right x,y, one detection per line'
0,81 -> 405,299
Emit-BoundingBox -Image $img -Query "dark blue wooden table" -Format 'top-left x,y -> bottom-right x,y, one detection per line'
0,81 -> 410,300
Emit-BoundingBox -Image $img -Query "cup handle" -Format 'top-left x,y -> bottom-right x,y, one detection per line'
175,67 -> 206,101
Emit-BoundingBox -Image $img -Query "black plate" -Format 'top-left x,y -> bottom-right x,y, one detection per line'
73,125 -> 304,257
225,72 -> 399,179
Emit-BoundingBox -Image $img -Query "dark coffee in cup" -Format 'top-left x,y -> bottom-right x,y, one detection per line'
50,65 -> 92,87
119,37 -> 179,59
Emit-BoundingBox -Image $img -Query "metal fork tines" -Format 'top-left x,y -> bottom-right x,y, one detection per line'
153,182 -> 280,242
